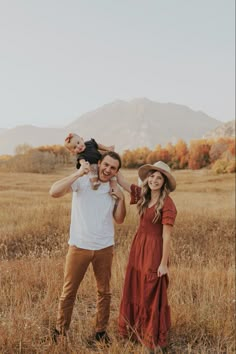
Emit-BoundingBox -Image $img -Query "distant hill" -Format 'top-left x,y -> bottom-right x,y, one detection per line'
0,98 -> 222,155
203,120 -> 235,139
0,129 -> 7,136
67,98 -> 221,151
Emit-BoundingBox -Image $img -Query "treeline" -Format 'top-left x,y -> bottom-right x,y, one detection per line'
0,138 -> 235,174
0,144 -> 72,173
122,138 -> 235,173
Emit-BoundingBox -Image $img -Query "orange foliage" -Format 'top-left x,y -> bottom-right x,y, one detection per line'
188,140 -> 211,169
175,139 -> 188,168
2,138 -> 234,173
146,151 -> 161,164
121,138 -> 235,171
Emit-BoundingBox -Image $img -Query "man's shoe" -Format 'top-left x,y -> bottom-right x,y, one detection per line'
51,328 -> 66,344
52,328 -> 60,343
95,331 -> 111,345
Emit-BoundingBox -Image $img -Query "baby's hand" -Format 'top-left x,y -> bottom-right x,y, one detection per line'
109,145 -> 115,151
110,185 -> 124,200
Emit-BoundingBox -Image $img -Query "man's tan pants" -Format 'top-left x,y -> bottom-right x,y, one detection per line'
56,245 -> 113,334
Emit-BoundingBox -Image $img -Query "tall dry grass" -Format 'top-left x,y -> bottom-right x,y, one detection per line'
0,168 -> 235,353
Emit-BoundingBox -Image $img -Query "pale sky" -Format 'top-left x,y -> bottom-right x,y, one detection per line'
0,0 -> 235,129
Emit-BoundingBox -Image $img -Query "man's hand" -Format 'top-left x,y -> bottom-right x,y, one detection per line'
50,161 -> 90,198
79,161 -> 90,176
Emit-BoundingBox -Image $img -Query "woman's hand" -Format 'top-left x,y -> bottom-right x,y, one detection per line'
110,185 -> 124,201
157,264 -> 168,277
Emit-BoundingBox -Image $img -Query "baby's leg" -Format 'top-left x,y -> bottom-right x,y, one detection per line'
89,164 -> 101,190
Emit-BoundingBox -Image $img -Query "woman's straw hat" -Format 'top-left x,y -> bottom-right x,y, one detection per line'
138,161 -> 176,191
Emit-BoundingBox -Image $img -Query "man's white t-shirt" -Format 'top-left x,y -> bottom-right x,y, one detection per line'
69,175 -> 116,250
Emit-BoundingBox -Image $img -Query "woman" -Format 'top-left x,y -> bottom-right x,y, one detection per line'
117,161 -> 177,353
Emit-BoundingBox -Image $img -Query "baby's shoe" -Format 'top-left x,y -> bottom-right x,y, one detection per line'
90,179 -> 101,190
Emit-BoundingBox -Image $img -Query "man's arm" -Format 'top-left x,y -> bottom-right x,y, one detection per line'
111,186 -> 126,224
49,162 -> 90,198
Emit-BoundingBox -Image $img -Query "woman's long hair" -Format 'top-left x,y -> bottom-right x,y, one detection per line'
137,170 -> 169,223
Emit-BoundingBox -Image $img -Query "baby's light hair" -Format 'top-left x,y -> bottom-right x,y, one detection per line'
64,133 -> 81,150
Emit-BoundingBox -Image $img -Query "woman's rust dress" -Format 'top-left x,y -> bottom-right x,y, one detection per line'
118,185 -> 177,349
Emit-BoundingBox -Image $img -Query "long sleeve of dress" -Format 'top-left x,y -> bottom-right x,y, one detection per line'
161,196 -> 177,226
130,184 -> 141,204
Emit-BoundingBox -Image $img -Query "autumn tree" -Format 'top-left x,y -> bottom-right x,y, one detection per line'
35,144 -> 71,164
146,151 -> 159,164
166,142 -> 176,159
228,138 -> 235,155
122,150 -> 136,168
209,138 -> 230,163
188,139 -> 211,169
175,139 -> 189,169
133,147 -> 151,167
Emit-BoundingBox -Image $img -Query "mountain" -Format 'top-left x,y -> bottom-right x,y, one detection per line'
66,98 -> 221,151
0,129 -> 7,136
0,98 -> 222,155
203,120 -> 235,139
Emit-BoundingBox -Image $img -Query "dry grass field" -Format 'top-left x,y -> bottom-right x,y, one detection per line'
0,168 -> 235,354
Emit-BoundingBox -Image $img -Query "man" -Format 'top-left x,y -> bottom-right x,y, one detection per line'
49,151 -> 126,344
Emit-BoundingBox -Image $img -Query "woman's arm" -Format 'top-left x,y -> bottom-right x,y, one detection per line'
49,162 -> 90,198
157,224 -> 172,277
117,171 -> 132,193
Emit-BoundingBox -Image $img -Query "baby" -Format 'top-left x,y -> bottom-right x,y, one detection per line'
64,133 -> 117,191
